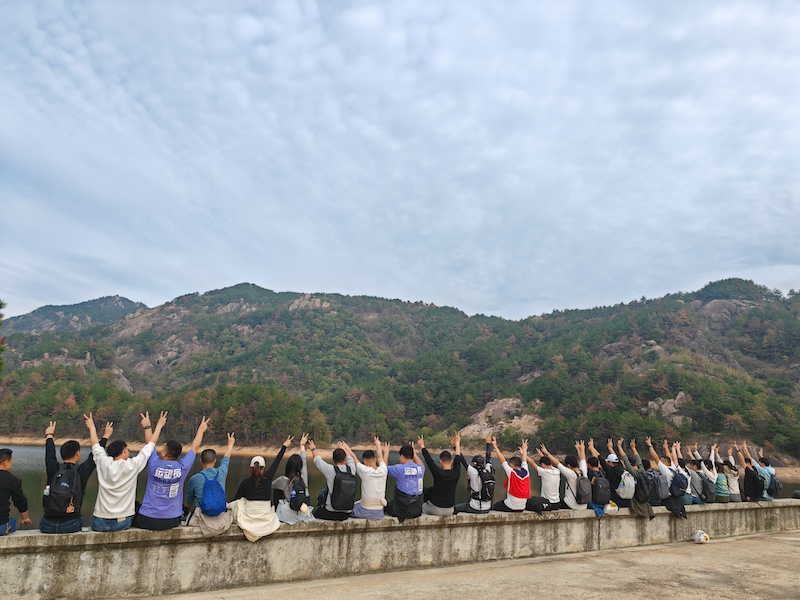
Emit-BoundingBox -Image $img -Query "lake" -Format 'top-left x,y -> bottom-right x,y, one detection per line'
4,444 -> 527,526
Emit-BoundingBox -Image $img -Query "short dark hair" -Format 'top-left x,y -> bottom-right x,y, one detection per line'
508,456 -> 522,468
539,456 -> 552,466
164,441 -> 182,460
759,457 -> 771,467
399,444 -> 414,460
641,458 -> 651,470
587,456 -> 599,468
440,450 -> 452,462
200,448 -> 217,465
744,457 -> 752,465
677,458 -> 686,468
106,440 -> 127,458
0,448 -> 12,463
60,440 -> 81,461
703,459 -> 713,470
564,454 -> 578,469
332,448 -> 346,464
362,450 -> 375,461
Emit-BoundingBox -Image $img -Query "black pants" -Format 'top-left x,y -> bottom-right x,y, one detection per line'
492,500 -> 523,512
133,513 -> 183,530
312,505 -> 351,521
454,502 -> 489,515
385,489 -> 423,522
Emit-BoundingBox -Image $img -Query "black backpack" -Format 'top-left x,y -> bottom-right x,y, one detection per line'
696,474 -> 716,503
634,471 -> 652,503
330,466 -> 357,511
669,470 -> 688,497
767,473 -> 783,498
646,470 -> 670,503
574,473 -> 593,505
43,464 -> 82,518
287,475 -> 310,512
592,470 -> 612,505
472,465 -> 495,503
743,467 -> 766,502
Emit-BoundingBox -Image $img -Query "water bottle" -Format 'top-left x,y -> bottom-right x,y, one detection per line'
43,485 -> 50,496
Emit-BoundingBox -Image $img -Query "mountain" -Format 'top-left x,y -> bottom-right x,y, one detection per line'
1,279 -> 799,454
3,296 -> 147,335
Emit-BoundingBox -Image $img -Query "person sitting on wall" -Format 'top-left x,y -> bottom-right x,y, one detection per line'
0,448 -> 32,536
525,441 -> 558,513
87,410 -> 166,532
311,440 -> 357,521
134,415 -> 209,531
339,436 -> 388,520
454,434 -> 495,515
40,419 -> 112,534
229,436 -> 292,542
420,432 -> 462,517
185,431 -> 236,536
384,442 -> 426,522
538,441 -> 589,511
491,437 -> 531,513
738,441 -> 776,501
272,432 -> 315,525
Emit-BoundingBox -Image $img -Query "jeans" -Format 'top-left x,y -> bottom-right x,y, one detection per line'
91,516 -> 133,532
39,516 -> 83,534
1,518 -> 16,536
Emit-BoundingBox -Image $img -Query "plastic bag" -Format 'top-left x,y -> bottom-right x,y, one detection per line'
694,529 -> 710,544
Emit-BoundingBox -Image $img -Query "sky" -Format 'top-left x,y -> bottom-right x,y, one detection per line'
2,1 -> 800,320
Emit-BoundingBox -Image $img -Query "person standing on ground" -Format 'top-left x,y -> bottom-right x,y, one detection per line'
185,431 -> 236,535
420,433 -> 462,516
0,448 -> 31,536
454,434 -> 495,515
340,437 -> 388,520
40,419 -> 112,534
87,410 -> 166,532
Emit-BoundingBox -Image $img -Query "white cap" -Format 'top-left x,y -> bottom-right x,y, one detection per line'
250,456 -> 266,467
606,453 -> 619,463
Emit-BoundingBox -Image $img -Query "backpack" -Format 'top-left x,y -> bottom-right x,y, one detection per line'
669,470 -> 688,497
697,475 -> 716,503
767,472 -> 783,498
617,470 -> 636,500
743,467 -> 766,501
43,464 -> 82,518
199,471 -> 227,516
574,473 -> 593,505
287,475 -> 310,511
592,471 -> 612,505
330,466 -> 357,511
472,464 -> 495,503
646,471 -> 670,502
634,471 -> 652,503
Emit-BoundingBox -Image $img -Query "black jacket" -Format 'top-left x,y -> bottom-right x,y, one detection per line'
43,437 -> 107,521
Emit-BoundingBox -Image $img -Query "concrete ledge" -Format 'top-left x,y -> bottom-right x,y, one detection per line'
3,499 -> 800,599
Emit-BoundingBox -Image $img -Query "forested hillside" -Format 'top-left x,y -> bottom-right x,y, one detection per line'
1,279 -> 799,454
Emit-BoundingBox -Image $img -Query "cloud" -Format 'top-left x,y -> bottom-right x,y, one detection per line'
1,1 -> 799,320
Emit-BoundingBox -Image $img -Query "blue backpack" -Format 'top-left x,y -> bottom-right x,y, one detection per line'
199,471 -> 227,516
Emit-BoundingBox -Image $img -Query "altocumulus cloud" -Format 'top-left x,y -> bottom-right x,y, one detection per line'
1,1 -> 799,319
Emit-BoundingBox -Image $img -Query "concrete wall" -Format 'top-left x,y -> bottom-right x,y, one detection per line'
3,499 -> 800,600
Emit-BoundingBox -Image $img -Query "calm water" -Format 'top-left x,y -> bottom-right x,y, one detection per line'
4,444 -> 525,526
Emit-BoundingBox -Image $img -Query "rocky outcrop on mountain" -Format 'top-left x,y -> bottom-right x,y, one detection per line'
460,397 -> 541,439
21,348 -> 95,375
643,391 -> 693,427
289,294 -> 331,311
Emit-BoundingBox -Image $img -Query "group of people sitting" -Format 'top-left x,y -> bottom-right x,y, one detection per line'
0,411 -> 783,540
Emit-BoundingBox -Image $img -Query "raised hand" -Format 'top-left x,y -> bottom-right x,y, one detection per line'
491,436 -> 498,447
103,422 -> 114,439
300,432 -> 309,446
588,438 -> 596,451
607,438 -> 614,452
227,432 -> 236,447
45,421 -> 56,437
283,435 -> 294,448
197,416 -> 210,433
630,439 -> 637,450
645,436 -> 652,447
83,413 -> 96,431
140,412 -> 151,429
417,435 -> 425,449
485,433 -> 492,444
156,411 -> 168,428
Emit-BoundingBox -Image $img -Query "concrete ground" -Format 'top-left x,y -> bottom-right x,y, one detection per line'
141,530 -> 800,600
